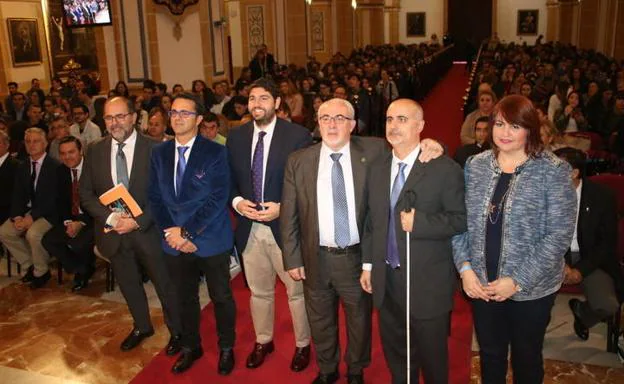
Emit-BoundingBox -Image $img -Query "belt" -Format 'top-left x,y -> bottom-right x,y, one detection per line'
319,244 -> 361,254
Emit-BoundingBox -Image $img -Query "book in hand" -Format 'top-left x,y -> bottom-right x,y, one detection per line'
98,184 -> 143,232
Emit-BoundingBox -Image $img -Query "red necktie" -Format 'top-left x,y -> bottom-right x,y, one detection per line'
71,168 -> 80,216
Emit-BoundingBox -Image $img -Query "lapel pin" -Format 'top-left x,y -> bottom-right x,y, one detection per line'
585,207 -> 589,212
361,157 -> 366,163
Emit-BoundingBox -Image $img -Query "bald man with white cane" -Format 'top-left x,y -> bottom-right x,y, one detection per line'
361,99 -> 466,384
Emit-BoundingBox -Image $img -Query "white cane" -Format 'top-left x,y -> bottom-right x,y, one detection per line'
406,228 -> 411,384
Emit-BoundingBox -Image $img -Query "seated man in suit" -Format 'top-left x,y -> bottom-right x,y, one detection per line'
42,136 -> 95,292
454,116 -> 490,168
555,147 -> 624,340
149,93 -> 235,375
0,127 -> 61,288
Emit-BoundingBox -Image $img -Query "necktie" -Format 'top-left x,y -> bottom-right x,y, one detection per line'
176,146 -> 189,196
30,161 -> 37,202
251,131 -> 266,203
71,168 -> 80,216
116,142 -> 129,188
331,153 -> 350,248
387,162 -> 407,268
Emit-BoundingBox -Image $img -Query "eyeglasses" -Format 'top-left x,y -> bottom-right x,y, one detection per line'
103,112 -> 132,123
168,110 -> 197,119
318,114 -> 353,125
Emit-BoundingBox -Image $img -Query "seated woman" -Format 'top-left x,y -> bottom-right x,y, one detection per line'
460,90 -> 496,145
554,91 -> 588,133
454,95 -> 576,384
279,78 -> 304,123
540,119 -> 565,152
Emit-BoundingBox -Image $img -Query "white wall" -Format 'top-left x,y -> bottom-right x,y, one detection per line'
227,1 -> 244,69
102,26 -> 118,88
496,0 -> 548,44
155,11 -> 204,90
398,0 -> 444,44
0,1 -> 49,89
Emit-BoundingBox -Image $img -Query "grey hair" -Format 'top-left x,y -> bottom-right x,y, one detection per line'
25,127 -> 48,143
318,98 -> 356,119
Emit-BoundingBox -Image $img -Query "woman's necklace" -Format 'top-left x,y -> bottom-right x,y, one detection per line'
488,177 -> 513,225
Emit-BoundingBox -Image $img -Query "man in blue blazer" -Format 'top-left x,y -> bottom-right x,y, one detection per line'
227,78 -> 312,372
149,93 -> 236,375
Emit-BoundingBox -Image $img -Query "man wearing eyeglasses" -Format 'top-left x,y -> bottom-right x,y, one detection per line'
79,96 -> 181,355
227,78 -> 313,373
148,93 -> 236,375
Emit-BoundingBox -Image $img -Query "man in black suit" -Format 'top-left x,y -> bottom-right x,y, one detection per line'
0,128 -> 62,289
79,96 -> 181,353
361,99 -> 466,384
454,115 -> 490,168
42,136 -> 95,292
148,93 -> 236,375
227,78 -> 312,372
555,148 -> 624,340
4,82 -> 18,115
281,98 -> 385,384
9,92 -> 27,122
0,130 -> 19,225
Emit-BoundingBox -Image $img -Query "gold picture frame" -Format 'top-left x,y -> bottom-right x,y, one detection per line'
7,18 -> 42,67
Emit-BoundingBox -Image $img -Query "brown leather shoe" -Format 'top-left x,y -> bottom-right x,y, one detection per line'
245,341 -> 274,368
290,345 -> 310,372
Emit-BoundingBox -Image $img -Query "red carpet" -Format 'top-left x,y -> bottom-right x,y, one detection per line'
131,65 -> 472,384
421,64 -> 469,157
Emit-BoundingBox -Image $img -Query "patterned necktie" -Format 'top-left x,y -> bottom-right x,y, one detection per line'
71,168 -> 80,216
176,146 -> 189,196
331,153 -> 350,248
116,142 -> 129,188
251,131 -> 266,203
30,161 -> 37,202
387,162 -> 407,268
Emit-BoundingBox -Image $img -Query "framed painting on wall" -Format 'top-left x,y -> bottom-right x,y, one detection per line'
7,18 -> 42,67
406,12 -> 426,37
517,10 -> 538,36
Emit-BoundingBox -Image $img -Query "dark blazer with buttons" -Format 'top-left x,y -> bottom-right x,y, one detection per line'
57,165 -> 93,226
11,154 -> 62,225
362,153 -> 467,319
0,155 -> 20,223
79,132 -> 160,258
280,136 -> 387,288
226,118 -> 311,253
148,135 -> 233,257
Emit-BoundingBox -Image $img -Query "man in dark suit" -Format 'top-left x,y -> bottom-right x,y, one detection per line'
227,78 -> 312,371
42,136 -> 95,292
9,92 -> 27,122
79,96 -> 181,353
361,99 -> 467,384
0,130 -> 19,225
281,98 -> 386,384
0,127 -> 62,289
454,115 -> 490,168
148,93 -> 236,375
555,148 -> 624,340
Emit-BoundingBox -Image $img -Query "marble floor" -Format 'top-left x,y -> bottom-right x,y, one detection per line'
1,255 -> 623,384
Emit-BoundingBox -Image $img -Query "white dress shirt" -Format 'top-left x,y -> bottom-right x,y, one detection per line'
71,158 -> 84,215
70,119 -> 102,147
317,142 -> 360,247
110,129 -> 137,186
232,117 -> 277,212
390,145 -> 421,194
31,152 -> 46,190
0,152 -> 9,168
173,136 -> 196,195
570,180 -> 582,253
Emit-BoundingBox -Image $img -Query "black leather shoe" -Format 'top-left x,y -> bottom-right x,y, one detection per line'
246,341 -> 274,368
71,275 -> 89,292
29,271 -> 51,289
165,335 -> 182,356
569,299 -> 589,341
218,348 -> 235,375
120,328 -> 155,351
312,371 -> 339,384
20,265 -> 35,283
290,345 -> 311,372
172,347 -> 203,374
347,373 -> 364,384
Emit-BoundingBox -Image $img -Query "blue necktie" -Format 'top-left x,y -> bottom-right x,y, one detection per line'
176,146 -> 188,196
331,153 -> 350,248
251,131 -> 266,203
116,143 -> 129,188
387,162 -> 407,268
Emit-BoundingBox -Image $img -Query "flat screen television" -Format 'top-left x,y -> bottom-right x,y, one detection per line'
62,0 -> 112,28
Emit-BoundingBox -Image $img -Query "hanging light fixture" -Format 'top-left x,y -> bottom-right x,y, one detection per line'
352,0 -> 357,10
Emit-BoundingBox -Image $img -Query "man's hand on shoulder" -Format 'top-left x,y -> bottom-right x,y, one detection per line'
419,138 -> 444,163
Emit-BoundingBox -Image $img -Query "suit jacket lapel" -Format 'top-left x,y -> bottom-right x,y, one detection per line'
350,139 -> 366,228
396,159 -> 425,211
128,133 -> 144,192
162,140 -> 176,198
265,120 -> 284,188
306,145 -> 321,242
102,137 -> 114,190
180,136 -> 203,198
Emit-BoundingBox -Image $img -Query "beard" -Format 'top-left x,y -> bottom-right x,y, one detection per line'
252,107 -> 276,126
